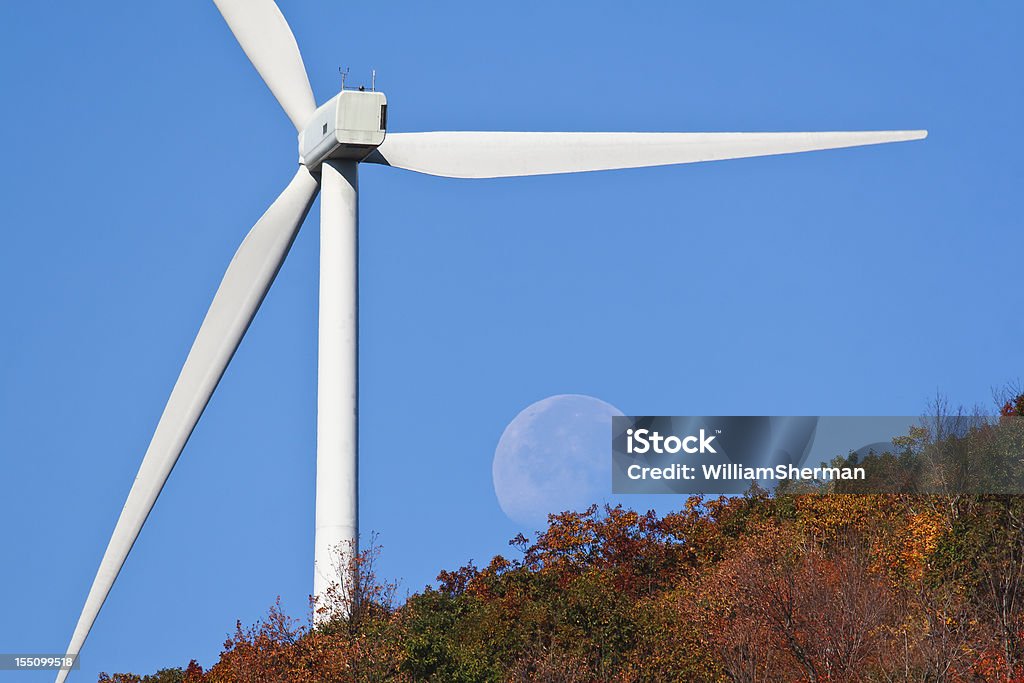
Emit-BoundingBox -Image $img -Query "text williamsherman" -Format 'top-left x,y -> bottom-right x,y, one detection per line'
627,463 -> 866,481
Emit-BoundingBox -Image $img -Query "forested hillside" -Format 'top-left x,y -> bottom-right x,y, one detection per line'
101,394 -> 1024,682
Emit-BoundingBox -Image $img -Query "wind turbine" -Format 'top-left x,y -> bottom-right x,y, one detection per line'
56,0 -> 925,678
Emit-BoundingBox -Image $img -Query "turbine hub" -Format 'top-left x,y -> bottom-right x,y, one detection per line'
298,90 -> 387,168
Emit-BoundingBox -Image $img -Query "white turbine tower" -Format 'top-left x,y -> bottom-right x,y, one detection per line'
56,0 -> 925,678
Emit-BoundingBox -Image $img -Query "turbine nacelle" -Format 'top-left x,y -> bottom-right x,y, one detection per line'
299,90 -> 388,167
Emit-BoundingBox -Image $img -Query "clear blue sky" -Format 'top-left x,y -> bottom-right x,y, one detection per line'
1,1 -> 1021,679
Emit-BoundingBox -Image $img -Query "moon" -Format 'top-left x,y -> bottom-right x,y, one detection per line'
493,394 -> 625,527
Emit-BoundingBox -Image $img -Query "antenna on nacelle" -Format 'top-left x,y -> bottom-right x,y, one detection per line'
371,69 -> 376,92
339,66 -> 350,91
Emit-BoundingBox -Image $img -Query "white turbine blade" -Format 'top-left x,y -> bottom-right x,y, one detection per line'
364,130 -> 927,179
55,167 -> 319,683
212,0 -> 316,131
